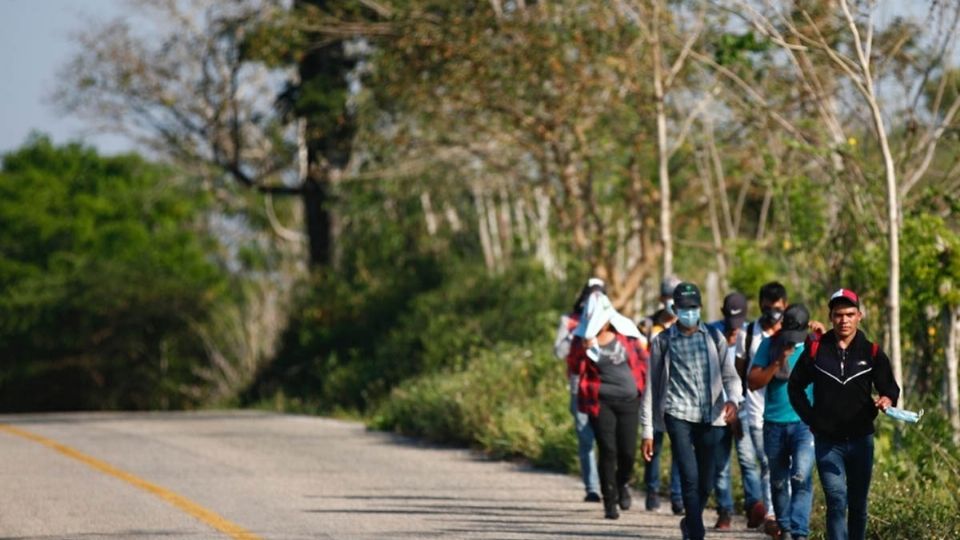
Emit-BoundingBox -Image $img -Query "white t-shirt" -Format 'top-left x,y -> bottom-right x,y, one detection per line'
737,320 -> 774,429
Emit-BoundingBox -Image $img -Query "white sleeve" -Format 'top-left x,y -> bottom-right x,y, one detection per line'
553,315 -> 573,361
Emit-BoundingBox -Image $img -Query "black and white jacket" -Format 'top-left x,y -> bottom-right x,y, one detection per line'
788,329 -> 900,440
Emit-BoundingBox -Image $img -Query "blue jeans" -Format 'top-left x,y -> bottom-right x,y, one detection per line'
714,421 -> 763,513
665,414 -> 724,540
643,430 -> 683,505
570,394 -> 600,495
750,425 -> 774,516
764,421 -> 815,536
815,434 -> 874,540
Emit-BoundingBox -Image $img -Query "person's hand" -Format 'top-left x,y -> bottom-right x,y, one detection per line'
809,320 -> 826,334
730,416 -> 744,440
723,401 -> 738,424
584,337 -> 598,349
642,438 -> 654,462
874,396 -> 893,411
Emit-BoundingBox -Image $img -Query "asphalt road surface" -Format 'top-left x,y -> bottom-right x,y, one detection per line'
0,411 -> 765,539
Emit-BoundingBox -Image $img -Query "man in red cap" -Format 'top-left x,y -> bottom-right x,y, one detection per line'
788,289 -> 901,540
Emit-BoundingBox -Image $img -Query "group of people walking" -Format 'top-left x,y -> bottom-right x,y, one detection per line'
553,277 -> 901,540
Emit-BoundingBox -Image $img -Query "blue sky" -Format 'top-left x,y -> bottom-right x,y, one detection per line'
0,0 -> 131,155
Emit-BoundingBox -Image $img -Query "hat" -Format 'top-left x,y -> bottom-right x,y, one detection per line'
660,275 -> 682,298
828,288 -> 860,311
673,282 -> 702,309
778,303 -> 810,344
721,292 -> 748,329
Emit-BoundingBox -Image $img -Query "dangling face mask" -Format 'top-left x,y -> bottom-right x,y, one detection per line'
677,307 -> 701,329
760,307 -> 784,327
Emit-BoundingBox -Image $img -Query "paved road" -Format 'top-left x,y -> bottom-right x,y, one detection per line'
0,411 -> 765,539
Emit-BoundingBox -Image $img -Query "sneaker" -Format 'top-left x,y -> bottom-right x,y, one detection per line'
763,519 -> 782,538
714,509 -> 732,530
671,500 -> 685,515
680,517 -> 690,540
604,500 -> 620,520
618,484 -> 632,510
584,492 -> 601,503
645,491 -> 661,511
747,501 -> 766,528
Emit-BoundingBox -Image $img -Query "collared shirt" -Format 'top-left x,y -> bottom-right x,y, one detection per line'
664,326 -> 712,423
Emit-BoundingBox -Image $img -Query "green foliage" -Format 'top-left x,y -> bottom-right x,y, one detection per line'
244,257 -> 568,413
0,136 -> 227,411
371,343 -> 577,471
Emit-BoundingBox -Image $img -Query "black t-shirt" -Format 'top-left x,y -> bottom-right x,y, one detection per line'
597,339 -> 638,400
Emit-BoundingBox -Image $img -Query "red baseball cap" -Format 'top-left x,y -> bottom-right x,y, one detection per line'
829,288 -> 860,310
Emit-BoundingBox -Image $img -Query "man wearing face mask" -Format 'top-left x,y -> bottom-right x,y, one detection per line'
738,281 -> 789,533
640,282 -> 742,540
641,276 -> 684,514
749,304 -> 817,540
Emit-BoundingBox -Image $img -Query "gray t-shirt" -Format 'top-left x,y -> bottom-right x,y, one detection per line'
597,339 -> 638,400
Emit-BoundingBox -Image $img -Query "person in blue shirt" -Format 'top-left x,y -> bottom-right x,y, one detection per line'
748,304 -> 815,540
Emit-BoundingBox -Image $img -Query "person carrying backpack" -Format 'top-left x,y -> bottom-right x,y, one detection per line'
553,277 -> 605,502
640,282 -> 742,540
788,289 -> 900,540
749,304 -> 817,540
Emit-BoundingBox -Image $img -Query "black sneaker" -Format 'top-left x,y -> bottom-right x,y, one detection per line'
671,500 -> 685,515
618,485 -> 632,510
645,491 -> 660,511
583,492 -> 601,503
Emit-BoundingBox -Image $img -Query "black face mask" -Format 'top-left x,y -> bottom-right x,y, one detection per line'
760,307 -> 784,326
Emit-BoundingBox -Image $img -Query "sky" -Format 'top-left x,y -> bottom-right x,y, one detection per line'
0,0 -> 132,155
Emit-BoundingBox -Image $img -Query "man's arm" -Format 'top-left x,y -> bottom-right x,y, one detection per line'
640,334 -> 661,461
788,347 -> 816,427
872,348 -> 901,409
747,340 -> 782,391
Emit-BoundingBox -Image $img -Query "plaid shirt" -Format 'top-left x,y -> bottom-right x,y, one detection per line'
664,327 -> 713,423
572,333 -> 648,417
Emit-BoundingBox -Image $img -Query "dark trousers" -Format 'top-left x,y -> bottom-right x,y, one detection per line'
588,395 -> 640,506
665,414 -> 724,540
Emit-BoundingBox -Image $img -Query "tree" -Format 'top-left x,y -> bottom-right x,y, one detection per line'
0,136 -> 228,410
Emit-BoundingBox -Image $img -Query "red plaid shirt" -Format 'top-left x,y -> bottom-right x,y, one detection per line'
570,333 -> 648,417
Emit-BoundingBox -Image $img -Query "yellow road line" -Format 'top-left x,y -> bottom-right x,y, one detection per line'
0,423 -> 261,540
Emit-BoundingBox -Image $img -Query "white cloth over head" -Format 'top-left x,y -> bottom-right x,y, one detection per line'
573,292 -> 642,340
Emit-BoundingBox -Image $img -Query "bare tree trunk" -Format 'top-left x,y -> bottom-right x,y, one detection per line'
948,306 -> 960,446
513,195 -> 532,254
652,0 -> 673,277
837,0 -> 904,398
533,186 -> 560,278
444,204 -> 463,232
420,191 -> 438,236
498,187 -> 514,260
757,184 -> 773,242
474,189 -> 496,272
705,116 -> 735,240
696,148 -> 728,287
486,191 -> 504,272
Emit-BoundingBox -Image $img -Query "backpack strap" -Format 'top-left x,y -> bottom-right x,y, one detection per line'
871,342 -> 879,359
744,322 -> 756,363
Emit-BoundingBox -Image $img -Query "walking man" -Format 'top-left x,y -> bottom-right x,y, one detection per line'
749,304 -> 816,540
641,282 -> 742,540
788,289 -> 900,540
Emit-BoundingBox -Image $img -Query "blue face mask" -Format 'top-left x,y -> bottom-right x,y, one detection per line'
677,308 -> 700,329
